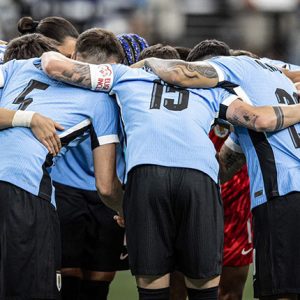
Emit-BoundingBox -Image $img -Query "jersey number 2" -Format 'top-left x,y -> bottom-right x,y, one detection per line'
13,79 -> 49,110
275,88 -> 300,148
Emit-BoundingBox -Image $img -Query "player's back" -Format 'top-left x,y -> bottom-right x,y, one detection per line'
109,64 -> 236,182
0,58 -> 103,201
261,57 -> 300,71
209,55 -> 300,207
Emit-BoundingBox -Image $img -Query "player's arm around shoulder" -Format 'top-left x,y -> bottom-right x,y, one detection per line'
143,57 -> 219,88
225,98 -> 300,132
41,51 -> 93,89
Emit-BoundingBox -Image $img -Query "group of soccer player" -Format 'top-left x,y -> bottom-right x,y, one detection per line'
1,13 -> 300,300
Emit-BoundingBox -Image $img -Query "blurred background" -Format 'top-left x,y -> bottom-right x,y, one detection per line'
0,0 -> 300,62
0,0 -> 297,298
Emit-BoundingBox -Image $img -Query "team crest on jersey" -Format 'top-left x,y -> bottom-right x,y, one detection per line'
95,65 -> 113,91
56,271 -> 62,291
214,125 -> 229,138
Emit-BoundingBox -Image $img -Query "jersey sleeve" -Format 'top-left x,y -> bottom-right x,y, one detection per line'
90,63 -> 129,92
0,60 -> 15,88
209,87 -> 239,115
90,94 -> 120,149
207,56 -> 248,85
224,132 -> 243,153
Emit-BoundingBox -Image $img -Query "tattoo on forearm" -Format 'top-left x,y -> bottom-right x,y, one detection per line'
145,59 -> 218,81
53,64 -> 92,88
222,150 -> 245,171
186,63 -> 218,79
229,108 -> 259,131
273,106 -> 284,130
219,146 -> 245,182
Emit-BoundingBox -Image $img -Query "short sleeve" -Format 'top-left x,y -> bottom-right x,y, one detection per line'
224,132 -> 243,153
0,44 -> 6,65
0,60 -> 15,88
90,63 -> 129,92
217,88 -> 239,106
90,94 -> 120,149
207,56 -> 248,84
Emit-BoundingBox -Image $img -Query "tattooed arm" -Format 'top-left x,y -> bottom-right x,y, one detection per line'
143,58 -> 219,88
41,51 -> 92,89
226,98 -> 300,132
218,143 -> 246,184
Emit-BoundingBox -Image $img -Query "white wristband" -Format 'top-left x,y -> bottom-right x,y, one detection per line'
12,110 -> 35,127
90,64 -> 114,91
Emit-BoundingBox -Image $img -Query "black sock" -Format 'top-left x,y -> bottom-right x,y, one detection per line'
80,280 -> 110,300
137,287 -> 169,300
61,276 -> 81,300
187,286 -> 218,300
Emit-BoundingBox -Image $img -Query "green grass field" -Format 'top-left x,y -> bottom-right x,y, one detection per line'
109,267 -> 254,299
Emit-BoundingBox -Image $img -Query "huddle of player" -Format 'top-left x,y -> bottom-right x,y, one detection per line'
1,14 -> 300,300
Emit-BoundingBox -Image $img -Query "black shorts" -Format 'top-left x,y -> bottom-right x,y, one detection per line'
252,192 -> 300,297
54,182 -> 128,272
123,165 -> 223,279
0,181 -> 61,299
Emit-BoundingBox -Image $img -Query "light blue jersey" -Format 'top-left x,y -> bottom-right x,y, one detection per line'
261,57 -> 300,71
0,58 -> 119,201
0,44 -> 6,64
91,64 -> 238,183
209,55 -> 300,208
50,126 -> 126,191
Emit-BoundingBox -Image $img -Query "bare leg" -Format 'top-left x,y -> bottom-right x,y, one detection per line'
219,265 -> 249,300
169,271 -> 187,300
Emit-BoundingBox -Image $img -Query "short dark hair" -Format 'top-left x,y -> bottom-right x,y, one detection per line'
230,49 -> 260,59
4,33 -> 58,62
187,39 -> 230,62
17,16 -> 79,44
139,44 -> 180,60
174,46 -> 191,61
75,28 -> 125,64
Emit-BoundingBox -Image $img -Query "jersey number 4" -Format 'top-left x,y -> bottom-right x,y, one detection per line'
275,88 -> 300,148
150,80 -> 189,111
13,79 -> 49,110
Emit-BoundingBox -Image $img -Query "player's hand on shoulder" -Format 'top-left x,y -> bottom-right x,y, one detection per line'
30,113 -> 64,156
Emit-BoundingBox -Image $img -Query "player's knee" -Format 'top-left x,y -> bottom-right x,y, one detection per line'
184,275 -> 220,290
83,270 -> 116,282
219,287 -> 243,300
61,267 -> 83,278
136,274 -> 170,289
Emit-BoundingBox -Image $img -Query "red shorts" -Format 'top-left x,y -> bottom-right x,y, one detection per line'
210,127 -> 253,267
221,166 -> 253,266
